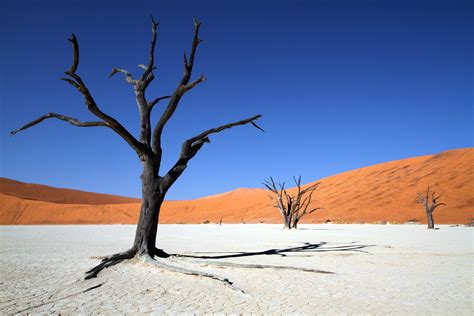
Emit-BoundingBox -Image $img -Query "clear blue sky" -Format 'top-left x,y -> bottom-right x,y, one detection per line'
1,0 -> 472,200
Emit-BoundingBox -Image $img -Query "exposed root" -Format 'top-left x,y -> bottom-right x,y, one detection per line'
140,254 -> 246,294
191,260 -> 334,274
152,247 -> 171,258
85,245 -> 336,293
85,249 -> 136,280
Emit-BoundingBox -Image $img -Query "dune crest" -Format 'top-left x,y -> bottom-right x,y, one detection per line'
0,177 -> 140,205
1,148 -> 472,225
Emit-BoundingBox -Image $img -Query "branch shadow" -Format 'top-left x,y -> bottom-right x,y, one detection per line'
173,241 -> 371,260
294,228 -> 348,231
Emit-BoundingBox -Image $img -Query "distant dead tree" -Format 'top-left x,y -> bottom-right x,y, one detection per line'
417,187 -> 446,229
264,176 -> 321,229
11,17 -> 263,289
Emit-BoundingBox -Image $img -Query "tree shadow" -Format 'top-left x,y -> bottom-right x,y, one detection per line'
174,241 -> 371,260
295,228 -> 348,231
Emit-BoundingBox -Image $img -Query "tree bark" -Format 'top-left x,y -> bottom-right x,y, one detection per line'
426,209 -> 434,229
132,160 -> 165,256
283,216 -> 291,230
293,218 -> 298,229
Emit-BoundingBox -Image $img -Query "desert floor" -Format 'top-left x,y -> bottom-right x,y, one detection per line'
1,224 -> 472,314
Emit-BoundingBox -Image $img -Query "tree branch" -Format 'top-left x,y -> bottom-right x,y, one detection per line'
185,115 -> 263,147
161,114 -> 263,190
182,17 -> 203,84
308,207 -> 322,214
63,34 -> 146,158
264,178 -> 288,217
109,68 -> 137,85
183,74 -> 206,92
139,15 -> 159,85
151,18 -> 205,157
123,17 -> 161,149
10,113 -> 107,136
432,202 -> 446,213
68,35 -> 79,74
149,95 -> 172,109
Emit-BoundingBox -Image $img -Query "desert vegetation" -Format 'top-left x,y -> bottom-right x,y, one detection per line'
417,187 -> 446,229
264,176 -> 321,229
11,17 -> 264,286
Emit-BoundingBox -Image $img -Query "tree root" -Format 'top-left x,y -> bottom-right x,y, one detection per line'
85,249 -> 136,280
152,247 -> 171,258
140,255 -> 246,294
85,248 -> 333,293
189,259 -> 334,274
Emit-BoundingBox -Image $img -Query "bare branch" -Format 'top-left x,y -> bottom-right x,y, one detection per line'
251,121 -> 265,132
185,115 -> 262,147
62,34 -> 146,157
308,207 -> 322,214
301,182 -> 320,195
264,178 -> 288,219
183,51 -> 188,70
432,193 -> 442,205
139,15 -> 159,85
11,113 -> 107,136
138,64 -> 156,71
149,95 -> 172,109
183,17 -> 203,79
109,68 -> 137,85
59,77 -> 80,89
67,33 -> 79,74
161,114 -> 263,190
432,202 -> 446,212
151,18 -> 205,156
183,74 -> 207,92
416,192 -> 426,204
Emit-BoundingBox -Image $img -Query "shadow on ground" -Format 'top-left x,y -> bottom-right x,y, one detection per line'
174,241 -> 371,259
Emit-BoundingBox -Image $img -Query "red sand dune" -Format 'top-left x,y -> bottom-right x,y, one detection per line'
1,148 -> 473,225
0,178 -> 140,205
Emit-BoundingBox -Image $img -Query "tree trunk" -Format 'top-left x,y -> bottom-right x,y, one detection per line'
132,161 -> 165,256
426,209 -> 434,229
283,215 -> 291,230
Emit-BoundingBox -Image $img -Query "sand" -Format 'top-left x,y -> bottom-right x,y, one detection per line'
0,177 -> 140,205
0,224 -> 472,314
1,148 -> 473,225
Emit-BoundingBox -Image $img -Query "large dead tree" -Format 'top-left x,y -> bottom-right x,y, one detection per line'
417,187 -> 446,229
11,18 -> 263,286
264,176 -> 321,229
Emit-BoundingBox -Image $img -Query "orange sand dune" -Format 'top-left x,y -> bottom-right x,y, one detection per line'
1,148 -> 472,225
0,177 -> 140,205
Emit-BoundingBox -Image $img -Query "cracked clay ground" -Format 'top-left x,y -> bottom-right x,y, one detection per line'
1,224 -> 472,314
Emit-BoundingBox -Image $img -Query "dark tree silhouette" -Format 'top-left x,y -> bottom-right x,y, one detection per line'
264,176 -> 320,229
417,187 -> 446,229
11,17 -> 262,287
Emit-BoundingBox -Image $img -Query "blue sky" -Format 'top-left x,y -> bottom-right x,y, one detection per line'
1,0 -> 472,199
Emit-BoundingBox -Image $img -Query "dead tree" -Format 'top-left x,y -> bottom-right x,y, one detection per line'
417,187 -> 446,229
291,177 -> 321,229
263,178 -> 292,229
264,176 -> 320,229
11,17 -> 263,286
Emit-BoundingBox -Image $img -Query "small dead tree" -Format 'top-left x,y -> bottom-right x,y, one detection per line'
417,187 -> 446,229
264,176 -> 320,229
11,17 -> 263,288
